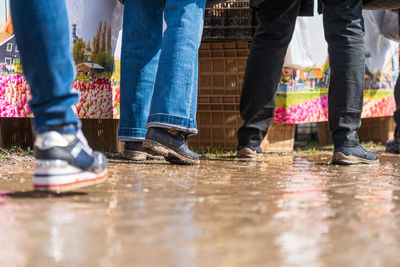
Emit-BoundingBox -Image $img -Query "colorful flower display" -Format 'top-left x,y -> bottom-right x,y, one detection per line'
274,91 -> 396,124
0,74 -> 120,119
0,74 -> 396,123
0,73 -> 32,117
275,95 -> 329,124
73,80 -> 120,119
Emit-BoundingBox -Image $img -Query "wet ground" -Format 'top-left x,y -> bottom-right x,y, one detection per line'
1,151 -> 400,266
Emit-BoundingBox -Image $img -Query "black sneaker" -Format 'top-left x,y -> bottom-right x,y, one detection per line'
123,141 -> 164,161
236,146 -> 263,159
34,130 -> 107,192
332,144 -> 378,165
142,127 -> 199,165
386,139 -> 400,154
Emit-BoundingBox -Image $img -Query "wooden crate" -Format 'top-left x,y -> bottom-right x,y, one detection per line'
358,117 -> 395,144
317,116 -> 396,145
189,110 -> 241,150
261,122 -> 296,152
189,110 -> 295,151
199,41 -> 250,96
193,41 -> 295,152
316,121 -> 332,145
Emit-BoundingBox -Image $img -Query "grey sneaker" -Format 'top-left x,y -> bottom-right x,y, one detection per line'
332,144 -> 378,165
34,130 -> 107,192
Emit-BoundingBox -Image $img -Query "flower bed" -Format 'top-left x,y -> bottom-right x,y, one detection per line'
0,73 -> 32,117
73,80 -> 120,119
0,74 -> 120,119
0,73 -> 396,123
274,90 -> 396,124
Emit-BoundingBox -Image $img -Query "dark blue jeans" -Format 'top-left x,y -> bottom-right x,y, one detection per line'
11,0 -> 80,134
238,0 -> 365,149
118,0 -> 206,142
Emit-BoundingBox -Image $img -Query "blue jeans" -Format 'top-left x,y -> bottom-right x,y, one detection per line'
11,0 -> 79,135
118,0 -> 205,142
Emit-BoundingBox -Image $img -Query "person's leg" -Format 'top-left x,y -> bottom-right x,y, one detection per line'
322,0 -> 377,164
11,0 -> 107,192
236,0 -> 301,158
142,0 -> 206,165
386,71 -> 400,153
118,0 -> 164,160
393,74 -> 400,136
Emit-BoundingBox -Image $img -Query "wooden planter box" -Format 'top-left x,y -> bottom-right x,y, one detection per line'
0,118 -> 123,153
81,119 -> 123,153
317,116 -> 396,145
0,118 -> 34,148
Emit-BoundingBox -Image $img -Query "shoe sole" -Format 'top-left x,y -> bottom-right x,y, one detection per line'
122,150 -> 148,161
34,163 -> 107,193
332,152 -> 379,165
123,150 -> 165,161
236,154 -> 257,159
142,139 -> 199,165
236,148 -> 260,159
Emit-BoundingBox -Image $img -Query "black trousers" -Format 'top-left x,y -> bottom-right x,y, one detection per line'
237,0 -> 365,149
394,73 -> 400,137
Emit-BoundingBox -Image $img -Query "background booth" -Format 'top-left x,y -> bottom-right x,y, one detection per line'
0,0 -> 398,152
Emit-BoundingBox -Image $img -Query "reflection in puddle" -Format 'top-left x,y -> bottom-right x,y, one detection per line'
0,153 -> 399,265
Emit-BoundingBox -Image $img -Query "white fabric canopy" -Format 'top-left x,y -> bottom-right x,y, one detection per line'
284,7 -> 398,74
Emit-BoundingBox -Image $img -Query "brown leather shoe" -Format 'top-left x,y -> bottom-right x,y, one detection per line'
236,147 -> 259,159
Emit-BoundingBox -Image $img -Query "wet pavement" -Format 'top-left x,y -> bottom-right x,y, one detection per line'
1,152 -> 400,266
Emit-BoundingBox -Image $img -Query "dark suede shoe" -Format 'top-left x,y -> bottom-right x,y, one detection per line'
332,145 -> 378,165
386,139 -> 400,154
236,146 -> 263,159
142,127 -> 199,165
123,141 -> 164,161
386,127 -> 400,154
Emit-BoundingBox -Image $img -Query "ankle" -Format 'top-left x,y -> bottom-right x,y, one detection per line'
124,141 -> 143,151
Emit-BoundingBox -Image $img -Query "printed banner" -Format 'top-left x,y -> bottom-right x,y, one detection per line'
275,9 -> 399,124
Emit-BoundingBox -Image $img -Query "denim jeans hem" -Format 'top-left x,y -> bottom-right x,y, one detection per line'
147,122 -> 197,136
35,123 -> 80,135
118,136 -> 146,142
147,114 -> 197,135
118,128 -> 147,140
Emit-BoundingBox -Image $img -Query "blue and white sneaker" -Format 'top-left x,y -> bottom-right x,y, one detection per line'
34,130 -> 107,192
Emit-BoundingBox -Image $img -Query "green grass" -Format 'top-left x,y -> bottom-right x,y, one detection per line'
196,149 -> 236,158
294,140 -> 385,153
0,146 -> 34,160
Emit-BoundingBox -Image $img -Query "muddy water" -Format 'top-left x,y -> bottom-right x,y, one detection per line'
1,152 -> 400,266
